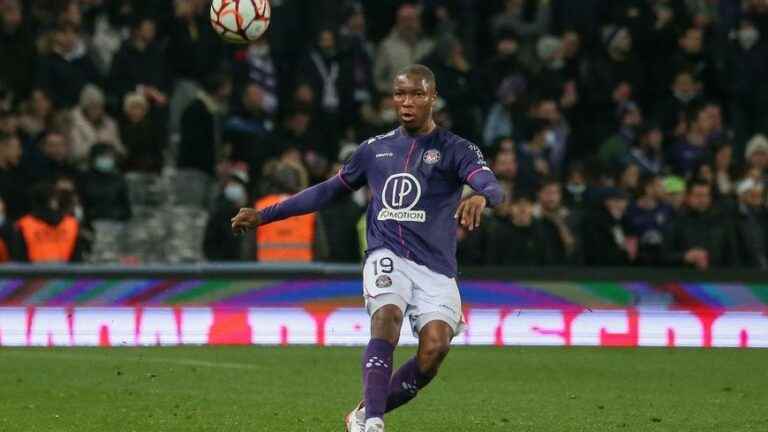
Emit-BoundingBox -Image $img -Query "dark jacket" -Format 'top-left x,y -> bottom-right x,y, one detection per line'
177,98 -> 220,176
35,51 -> 100,108
109,41 -> 169,102
485,216 -> 566,266
732,204 -> 768,269
662,207 -> 739,268
78,171 -> 132,222
582,206 -> 630,266
203,198 -> 245,261
120,116 -> 166,173
318,196 -> 363,263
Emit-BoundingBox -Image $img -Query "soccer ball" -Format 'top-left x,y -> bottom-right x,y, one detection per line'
210,0 -> 271,44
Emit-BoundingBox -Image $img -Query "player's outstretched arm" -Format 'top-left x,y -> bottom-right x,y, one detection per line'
230,174 -> 352,235
456,168 -> 505,231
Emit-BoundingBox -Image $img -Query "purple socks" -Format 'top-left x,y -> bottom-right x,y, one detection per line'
385,356 -> 434,413
363,338 -> 395,421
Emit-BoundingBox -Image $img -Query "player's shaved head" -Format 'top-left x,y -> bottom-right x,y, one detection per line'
394,64 -> 436,92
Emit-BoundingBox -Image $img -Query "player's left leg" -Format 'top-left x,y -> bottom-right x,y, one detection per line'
385,319 -> 453,413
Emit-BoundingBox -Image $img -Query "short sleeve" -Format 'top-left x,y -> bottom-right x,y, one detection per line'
454,140 -> 492,183
338,142 -> 368,191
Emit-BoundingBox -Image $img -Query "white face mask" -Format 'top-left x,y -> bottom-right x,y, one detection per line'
73,206 -> 84,221
738,27 -> 760,50
224,184 -> 247,206
94,156 -> 115,173
545,131 -> 557,146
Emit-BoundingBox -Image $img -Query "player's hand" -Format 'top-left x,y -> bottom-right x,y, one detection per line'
454,195 -> 487,231
231,208 -> 262,235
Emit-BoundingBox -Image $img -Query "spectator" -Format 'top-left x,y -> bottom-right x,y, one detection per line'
491,148 -> 517,203
482,75 -> 527,147
11,182 -> 85,263
563,162 -> 588,209
109,16 -> 168,108
617,162 -> 641,196
653,69 -> 704,138
725,18 -> 768,148
167,0 -> 224,84
625,122 -> 664,176
268,109 -> 322,158
667,103 -> 715,177
17,89 -> 55,142
532,35 -> 567,101
732,178 -> 768,269
69,84 -> 123,165
373,4 -> 435,93
491,0 -> 550,64
337,2 -> 375,126
426,35 -> 478,140
662,181 -> 738,269
0,132 -> 25,220
224,83 -> 276,173
78,144 -> 131,223
299,29 -> 343,118
21,131 -> 78,182
529,98 -> 570,175
204,171 -> 250,261
598,101 -> 642,168
177,72 -> 232,176
744,134 -> 768,178
253,161 -> 328,262
516,119 -> 552,190
35,21 -> 99,108
0,0 -> 36,103
712,140 -> 735,197
233,39 -> 279,116
533,179 -> 576,260
485,193 -> 565,266
582,188 -> 631,266
669,27 -> 718,99
119,92 -> 164,173
624,175 -> 675,265
477,30 -> 527,110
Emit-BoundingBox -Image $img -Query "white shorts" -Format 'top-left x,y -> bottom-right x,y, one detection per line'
363,248 -> 464,337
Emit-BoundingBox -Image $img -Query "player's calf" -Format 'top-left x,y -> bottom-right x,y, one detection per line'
362,304 -> 404,426
385,320 -> 452,413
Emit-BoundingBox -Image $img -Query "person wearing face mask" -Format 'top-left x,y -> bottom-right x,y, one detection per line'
204,172 -> 250,261
77,143 -> 131,223
653,69 -> 704,138
581,187 -> 631,266
11,182 -> 85,263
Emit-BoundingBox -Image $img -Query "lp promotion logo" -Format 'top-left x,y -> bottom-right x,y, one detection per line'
378,173 -> 426,222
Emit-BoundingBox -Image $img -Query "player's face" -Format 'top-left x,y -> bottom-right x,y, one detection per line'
393,74 -> 436,133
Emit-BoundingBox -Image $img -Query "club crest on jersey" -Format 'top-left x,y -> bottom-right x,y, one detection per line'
423,149 -> 441,165
378,173 -> 426,223
375,275 -> 392,288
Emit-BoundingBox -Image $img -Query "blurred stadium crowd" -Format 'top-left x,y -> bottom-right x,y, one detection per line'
0,0 -> 767,268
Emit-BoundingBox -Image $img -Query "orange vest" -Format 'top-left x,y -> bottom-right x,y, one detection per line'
255,194 -> 315,262
17,215 -> 79,263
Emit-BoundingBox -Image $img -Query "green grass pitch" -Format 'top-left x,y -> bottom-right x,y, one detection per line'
0,346 -> 766,431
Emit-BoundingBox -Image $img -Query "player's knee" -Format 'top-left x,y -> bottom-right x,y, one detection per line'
371,305 -> 404,345
417,338 -> 450,373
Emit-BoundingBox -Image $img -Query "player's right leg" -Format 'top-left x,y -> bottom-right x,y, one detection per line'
347,249 -> 412,432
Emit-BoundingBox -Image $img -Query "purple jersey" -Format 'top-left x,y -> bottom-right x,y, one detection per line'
259,127 -> 503,277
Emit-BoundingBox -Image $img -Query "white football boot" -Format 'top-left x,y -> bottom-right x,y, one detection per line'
345,401 -> 365,432
365,417 -> 384,432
